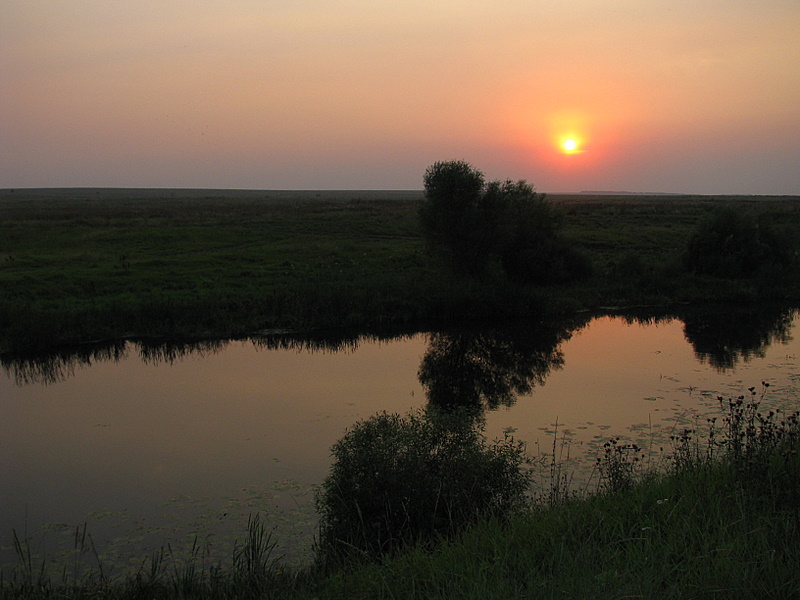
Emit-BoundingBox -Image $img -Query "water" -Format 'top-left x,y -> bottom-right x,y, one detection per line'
2,308 -> 799,570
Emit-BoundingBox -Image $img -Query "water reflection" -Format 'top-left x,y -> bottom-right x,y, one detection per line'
609,306 -> 797,372
3,307 -> 799,572
418,316 -> 589,413
0,330 -> 411,386
2,307 -> 796,387
138,338 -> 227,366
3,341 -> 128,386
250,329 -> 412,353
681,306 -> 795,371
3,339 -> 228,385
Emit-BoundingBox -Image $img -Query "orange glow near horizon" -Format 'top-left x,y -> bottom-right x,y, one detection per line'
2,2 -> 798,192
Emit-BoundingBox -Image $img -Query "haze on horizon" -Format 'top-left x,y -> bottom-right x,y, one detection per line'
2,1 -> 799,195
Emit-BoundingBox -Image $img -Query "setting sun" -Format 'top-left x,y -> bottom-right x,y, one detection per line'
561,137 -> 581,154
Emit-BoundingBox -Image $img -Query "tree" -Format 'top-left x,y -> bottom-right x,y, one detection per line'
419,160 -> 493,275
419,160 -> 591,283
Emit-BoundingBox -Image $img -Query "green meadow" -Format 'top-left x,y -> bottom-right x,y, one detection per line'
2,189 -> 800,354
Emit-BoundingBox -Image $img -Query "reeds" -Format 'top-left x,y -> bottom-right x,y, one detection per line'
1,515 -> 304,599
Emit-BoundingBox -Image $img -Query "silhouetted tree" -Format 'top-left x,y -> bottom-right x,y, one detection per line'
419,160 -> 494,275
419,160 -> 591,282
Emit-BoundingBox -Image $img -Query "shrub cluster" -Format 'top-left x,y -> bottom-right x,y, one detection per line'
315,409 -> 531,565
683,207 -> 796,278
419,161 -> 591,283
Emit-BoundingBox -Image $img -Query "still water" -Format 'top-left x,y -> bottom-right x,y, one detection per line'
2,308 -> 799,569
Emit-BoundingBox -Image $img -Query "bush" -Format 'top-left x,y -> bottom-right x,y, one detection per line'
683,207 -> 795,278
419,161 -> 591,282
502,234 -> 593,283
315,409 -> 531,565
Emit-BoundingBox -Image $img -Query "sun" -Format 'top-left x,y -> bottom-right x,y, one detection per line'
561,138 -> 580,154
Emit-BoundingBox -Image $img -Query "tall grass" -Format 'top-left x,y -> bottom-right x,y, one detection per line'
1,514 -> 306,599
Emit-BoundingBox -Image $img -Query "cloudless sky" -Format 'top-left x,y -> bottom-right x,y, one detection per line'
2,1 -> 799,193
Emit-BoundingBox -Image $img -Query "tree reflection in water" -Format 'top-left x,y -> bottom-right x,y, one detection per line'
418,316 -> 590,414
680,306 -> 796,372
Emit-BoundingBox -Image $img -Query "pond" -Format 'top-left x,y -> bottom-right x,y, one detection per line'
2,307 -> 799,572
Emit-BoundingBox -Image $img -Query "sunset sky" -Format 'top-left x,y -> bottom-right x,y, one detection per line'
2,1 -> 799,193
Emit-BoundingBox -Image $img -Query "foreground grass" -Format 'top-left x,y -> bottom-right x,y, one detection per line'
2,190 -> 800,353
331,464 -> 800,599
4,393 -> 799,599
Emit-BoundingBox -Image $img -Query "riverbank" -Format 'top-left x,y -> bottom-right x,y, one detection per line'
4,388 -> 799,598
2,190 -> 800,355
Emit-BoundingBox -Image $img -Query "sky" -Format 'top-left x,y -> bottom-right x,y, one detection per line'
2,1 -> 799,194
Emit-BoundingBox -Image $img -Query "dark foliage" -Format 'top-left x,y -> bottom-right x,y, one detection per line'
683,207 -> 796,278
419,161 -> 591,282
419,161 -> 494,275
417,320 -> 579,413
315,409 -> 531,565
681,305 -> 795,371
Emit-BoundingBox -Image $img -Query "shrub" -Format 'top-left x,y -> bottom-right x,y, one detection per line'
502,234 -> 593,283
683,207 -> 795,278
491,179 -> 591,283
315,409 -> 531,565
419,161 -> 591,282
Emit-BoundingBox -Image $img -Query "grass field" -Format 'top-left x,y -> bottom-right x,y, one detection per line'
2,189 -> 800,354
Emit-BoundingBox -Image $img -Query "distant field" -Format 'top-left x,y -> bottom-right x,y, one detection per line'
0,188 -> 424,203
1,189 -> 799,353
5,187 -> 797,202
